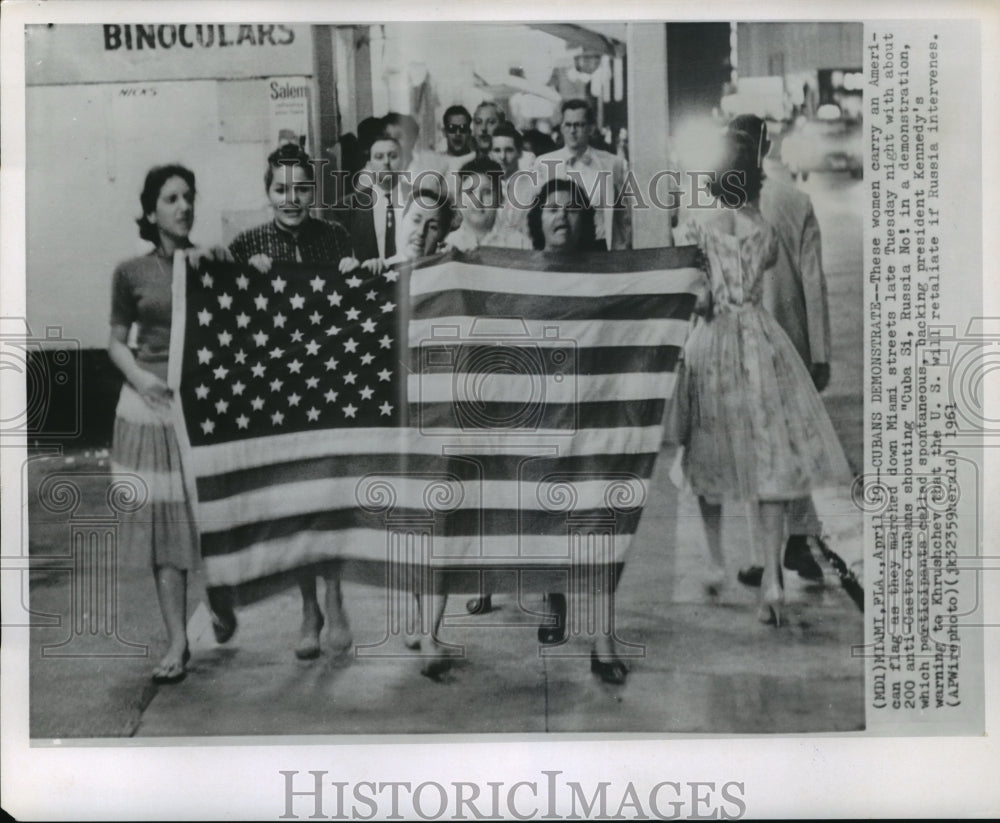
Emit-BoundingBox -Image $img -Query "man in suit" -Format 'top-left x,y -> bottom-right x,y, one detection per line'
729,113 -> 831,585
534,99 -> 631,250
343,127 -> 405,264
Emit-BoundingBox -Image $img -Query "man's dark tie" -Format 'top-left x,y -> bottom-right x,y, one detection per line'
384,204 -> 396,259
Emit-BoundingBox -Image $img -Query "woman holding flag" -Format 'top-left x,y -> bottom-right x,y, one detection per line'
525,177 -> 630,686
108,164 -> 231,684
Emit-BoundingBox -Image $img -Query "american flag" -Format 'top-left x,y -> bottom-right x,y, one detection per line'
169,254 -> 406,599
170,246 -> 701,601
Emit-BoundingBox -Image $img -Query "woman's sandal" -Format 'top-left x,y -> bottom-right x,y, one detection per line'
152,647 -> 191,685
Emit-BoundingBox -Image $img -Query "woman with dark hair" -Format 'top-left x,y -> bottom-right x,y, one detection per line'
526,177 -> 630,684
226,144 -> 355,661
672,130 -> 850,626
526,177 -> 601,253
108,164 -> 230,684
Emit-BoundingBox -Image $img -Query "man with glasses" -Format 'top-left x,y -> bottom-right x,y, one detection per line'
534,98 -> 631,250
441,104 -> 474,166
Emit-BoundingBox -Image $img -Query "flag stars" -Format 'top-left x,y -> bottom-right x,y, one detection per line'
345,275 -> 363,288
343,338 -> 359,354
342,403 -> 358,418
365,289 -> 378,301
359,386 -> 374,400
382,269 -> 399,282
379,401 -> 394,416
235,414 -> 250,430
343,372 -> 357,385
198,308 -> 213,326
271,275 -> 287,293
233,349 -> 247,365
377,368 -> 392,382
251,362 -> 266,378
308,311 -> 323,325
360,318 -> 377,334
214,399 -> 229,414
235,274 -> 249,291
360,353 -> 375,366
197,347 -> 213,365
200,273 -> 214,289
213,365 -> 229,380
288,392 -> 301,407
324,356 -> 339,371
252,330 -> 269,347
379,334 -> 393,349
236,312 -> 251,329
327,291 -> 342,307
250,396 -> 265,411
305,339 -> 321,356
288,359 -> 303,374
345,307 -> 361,321
306,407 -> 320,422
269,378 -> 284,392
305,376 -> 319,389
289,293 -> 305,310
290,329 -> 304,343
271,410 -> 285,425
380,300 -> 396,314
217,292 -> 233,310
217,330 -> 233,347
324,389 -> 339,403
195,383 -> 210,399
231,380 -> 246,396
273,313 -> 287,329
326,324 -> 342,337
254,294 -> 269,311
201,419 -> 215,434
309,276 -> 326,292
269,346 -> 285,359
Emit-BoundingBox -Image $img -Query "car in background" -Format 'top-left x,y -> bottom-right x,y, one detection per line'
779,103 -> 863,181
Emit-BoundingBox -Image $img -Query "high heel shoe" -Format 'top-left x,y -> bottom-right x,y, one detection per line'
756,585 -> 785,627
590,650 -> 629,685
537,593 -> 567,645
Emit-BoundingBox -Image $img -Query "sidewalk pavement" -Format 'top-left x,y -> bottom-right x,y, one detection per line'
127,444 -> 864,737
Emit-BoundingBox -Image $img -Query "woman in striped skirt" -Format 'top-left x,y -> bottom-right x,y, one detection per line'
108,164 -> 233,684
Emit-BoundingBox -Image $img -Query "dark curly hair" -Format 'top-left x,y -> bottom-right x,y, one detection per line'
264,143 -> 315,190
527,177 -> 597,251
136,164 -> 196,244
710,129 -> 764,208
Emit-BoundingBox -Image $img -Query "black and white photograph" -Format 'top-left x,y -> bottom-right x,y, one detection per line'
1,2 -> 997,820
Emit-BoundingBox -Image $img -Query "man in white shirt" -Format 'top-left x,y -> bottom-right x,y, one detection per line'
446,157 -> 530,251
489,122 -> 534,240
439,104 -> 476,175
534,99 -> 631,250
471,101 -> 505,160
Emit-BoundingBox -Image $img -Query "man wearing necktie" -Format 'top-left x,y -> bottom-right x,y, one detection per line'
534,99 -> 631,250
343,128 -> 405,265
384,197 -> 397,260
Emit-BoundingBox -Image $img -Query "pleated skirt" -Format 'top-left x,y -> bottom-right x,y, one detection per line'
671,305 -> 851,504
111,384 -> 199,570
